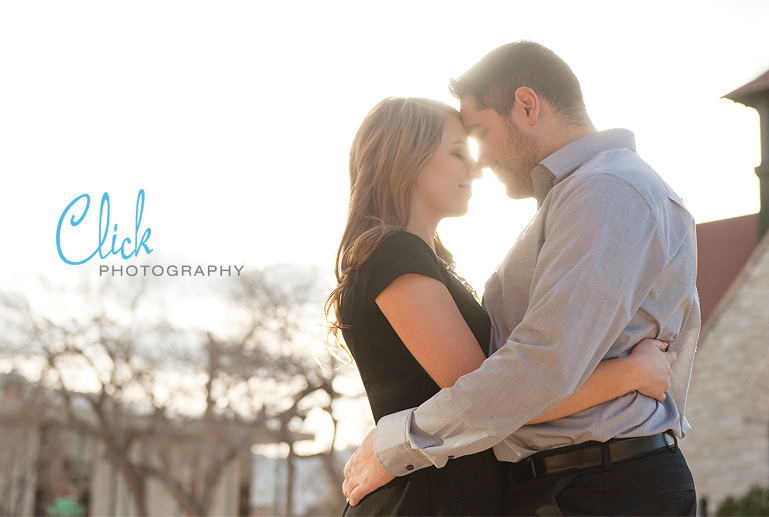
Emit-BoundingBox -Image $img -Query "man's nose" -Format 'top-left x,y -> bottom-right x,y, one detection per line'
476,147 -> 491,170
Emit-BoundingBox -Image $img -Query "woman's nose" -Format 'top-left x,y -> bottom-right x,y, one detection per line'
468,160 -> 483,179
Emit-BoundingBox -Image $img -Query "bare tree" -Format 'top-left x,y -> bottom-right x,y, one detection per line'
0,264 -> 348,516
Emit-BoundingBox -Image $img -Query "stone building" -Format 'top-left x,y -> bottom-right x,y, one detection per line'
678,67 -> 769,514
680,232 -> 769,513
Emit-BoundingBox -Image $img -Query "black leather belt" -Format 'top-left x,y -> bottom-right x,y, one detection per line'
508,431 -> 676,482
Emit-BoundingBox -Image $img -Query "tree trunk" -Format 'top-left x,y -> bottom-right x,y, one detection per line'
117,453 -> 148,517
285,443 -> 296,516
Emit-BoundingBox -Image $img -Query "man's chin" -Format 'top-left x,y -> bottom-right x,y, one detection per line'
505,185 -> 533,200
494,173 -> 534,200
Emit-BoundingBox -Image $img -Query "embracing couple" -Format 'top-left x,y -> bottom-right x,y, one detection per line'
326,41 -> 699,516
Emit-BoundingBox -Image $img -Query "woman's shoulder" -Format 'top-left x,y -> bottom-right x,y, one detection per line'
366,230 -> 439,269
377,229 -> 431,250
359,230 -> 446,299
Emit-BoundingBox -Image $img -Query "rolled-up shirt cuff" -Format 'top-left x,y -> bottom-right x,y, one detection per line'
374,408 -> 432,476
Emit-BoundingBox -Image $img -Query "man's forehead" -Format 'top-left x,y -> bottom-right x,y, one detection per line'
459,96 -> 483,133
459,94 -> 482,113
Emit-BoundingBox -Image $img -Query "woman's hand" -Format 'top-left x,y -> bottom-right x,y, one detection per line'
628,338 -> 677,402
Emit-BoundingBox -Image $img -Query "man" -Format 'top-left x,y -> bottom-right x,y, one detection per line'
343,41 -> 699,515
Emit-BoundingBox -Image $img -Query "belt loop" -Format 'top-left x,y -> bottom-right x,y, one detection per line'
601,442 -> 612,472
669,431 -> 679,454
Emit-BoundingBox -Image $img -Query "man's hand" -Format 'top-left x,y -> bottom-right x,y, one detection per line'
342,429 -> 395,506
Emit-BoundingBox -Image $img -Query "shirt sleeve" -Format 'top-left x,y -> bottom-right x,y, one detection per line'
361,231 -> 445,301
374,174 -> 682,475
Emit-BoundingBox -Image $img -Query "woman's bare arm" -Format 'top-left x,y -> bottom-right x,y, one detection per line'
375,274 -> 487,388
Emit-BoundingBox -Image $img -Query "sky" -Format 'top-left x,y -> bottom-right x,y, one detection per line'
0,0 -> 769,288
2,0 -> 769,294
2,0 -> 769,450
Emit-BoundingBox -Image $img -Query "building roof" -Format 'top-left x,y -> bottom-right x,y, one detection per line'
705,224 -> 769,332
723,68 -> 769,107
696,213 -> 759,326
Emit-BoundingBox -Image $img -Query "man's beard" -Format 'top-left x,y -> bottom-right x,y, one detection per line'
501,118 -> 543,199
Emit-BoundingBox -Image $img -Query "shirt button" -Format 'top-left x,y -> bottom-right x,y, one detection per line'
405,465 -> 414,471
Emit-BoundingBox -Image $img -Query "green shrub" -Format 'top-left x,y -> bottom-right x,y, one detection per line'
716,485 -> 769,516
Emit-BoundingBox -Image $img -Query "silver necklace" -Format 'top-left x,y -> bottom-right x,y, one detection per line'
437,257 -> 480,303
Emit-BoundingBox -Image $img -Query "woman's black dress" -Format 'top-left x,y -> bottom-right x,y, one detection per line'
340,231 -> 503,516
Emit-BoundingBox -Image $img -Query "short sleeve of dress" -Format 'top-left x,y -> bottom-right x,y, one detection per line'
361,231 -> 446,301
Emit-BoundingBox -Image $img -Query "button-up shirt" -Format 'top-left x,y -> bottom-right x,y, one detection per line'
374,129 -> 700,474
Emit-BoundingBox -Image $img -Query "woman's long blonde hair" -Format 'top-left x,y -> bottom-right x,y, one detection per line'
325,97 -> 459,354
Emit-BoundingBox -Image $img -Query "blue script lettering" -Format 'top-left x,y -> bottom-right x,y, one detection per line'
56,190 -> 153,265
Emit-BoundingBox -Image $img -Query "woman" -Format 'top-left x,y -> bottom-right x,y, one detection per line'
326,97 -> 674,515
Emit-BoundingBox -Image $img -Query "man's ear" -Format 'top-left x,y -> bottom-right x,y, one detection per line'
514,87 -> 540,125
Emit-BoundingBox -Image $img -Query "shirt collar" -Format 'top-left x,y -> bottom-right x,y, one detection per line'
531,128 -> 637,206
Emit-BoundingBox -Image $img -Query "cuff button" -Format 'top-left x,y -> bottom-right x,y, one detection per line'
405,465 -> 414,471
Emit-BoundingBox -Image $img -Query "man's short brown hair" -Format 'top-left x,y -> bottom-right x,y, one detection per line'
450,41 -> 588,126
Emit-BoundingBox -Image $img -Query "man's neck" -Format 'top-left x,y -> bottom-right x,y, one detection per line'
542,122 -> 597,159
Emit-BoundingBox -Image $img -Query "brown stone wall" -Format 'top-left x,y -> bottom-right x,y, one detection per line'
680,234 -> 769,513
